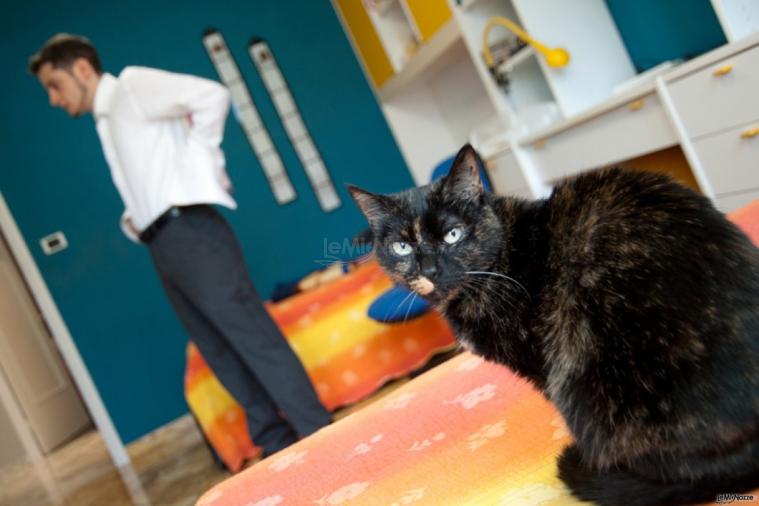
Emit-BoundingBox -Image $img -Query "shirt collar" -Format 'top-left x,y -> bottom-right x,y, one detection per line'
93,73 -> 118,119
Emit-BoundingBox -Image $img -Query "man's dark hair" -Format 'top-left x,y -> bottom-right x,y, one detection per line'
28,33 -> 102,75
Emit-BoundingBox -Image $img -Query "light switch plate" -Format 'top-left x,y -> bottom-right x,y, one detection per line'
40,231 -> 68,255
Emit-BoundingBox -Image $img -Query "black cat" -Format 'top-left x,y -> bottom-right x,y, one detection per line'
348,144 -> 759,506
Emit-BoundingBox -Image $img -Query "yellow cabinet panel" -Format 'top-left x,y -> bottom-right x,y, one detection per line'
405,0 -> 452,42
335,0 -> 394,88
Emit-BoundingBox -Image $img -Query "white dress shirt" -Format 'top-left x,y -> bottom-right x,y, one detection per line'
93,67 -> 237,242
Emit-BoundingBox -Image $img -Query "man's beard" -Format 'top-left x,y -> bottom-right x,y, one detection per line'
72,80 -> 88,117
65,68 -> 89,117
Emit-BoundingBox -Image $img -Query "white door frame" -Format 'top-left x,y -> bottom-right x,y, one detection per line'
0,191 -> 129,468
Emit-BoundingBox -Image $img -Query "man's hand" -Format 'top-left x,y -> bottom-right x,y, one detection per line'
125,217 -> 140,238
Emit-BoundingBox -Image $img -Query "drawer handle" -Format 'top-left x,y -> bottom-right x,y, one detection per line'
740,127 -> 759,139
713,64 -> 733,77
628,99 -> 645,111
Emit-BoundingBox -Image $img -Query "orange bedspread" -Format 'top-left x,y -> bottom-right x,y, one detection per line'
185,259 -> 456,472
197,353 -> 581,505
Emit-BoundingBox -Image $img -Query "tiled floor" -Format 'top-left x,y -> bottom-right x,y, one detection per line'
0,378 -> 410,506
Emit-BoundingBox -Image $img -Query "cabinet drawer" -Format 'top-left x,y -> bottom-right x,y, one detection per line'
525,94 -> 676,182
668,45 -> 759,140
485,150 -> 529,196
715,188 -> 759,213
693,122 -> 759,195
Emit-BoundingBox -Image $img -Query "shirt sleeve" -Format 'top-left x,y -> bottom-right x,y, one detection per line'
120,66 -> 231,148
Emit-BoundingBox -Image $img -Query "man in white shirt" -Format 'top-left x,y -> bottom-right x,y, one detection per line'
29,33 -> 331,459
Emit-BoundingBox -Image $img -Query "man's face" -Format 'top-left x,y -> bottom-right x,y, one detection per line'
36,62 -> 89,117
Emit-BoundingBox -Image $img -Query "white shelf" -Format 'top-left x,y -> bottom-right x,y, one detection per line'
369,0 -> 398,16
458,0 -> 485,11
378,19 -> 462,100
366,0 -> 418,72
449,0 -> 523,116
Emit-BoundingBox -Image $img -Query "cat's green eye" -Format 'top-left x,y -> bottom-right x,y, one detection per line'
391,241 -> 413,256
444,227 -> 464,245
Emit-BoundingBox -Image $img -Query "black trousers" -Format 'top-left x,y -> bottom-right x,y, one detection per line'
147,205 -> 330,455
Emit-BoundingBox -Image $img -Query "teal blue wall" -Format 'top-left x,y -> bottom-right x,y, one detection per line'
606,0 -> 727,72
0,1 -> 412,443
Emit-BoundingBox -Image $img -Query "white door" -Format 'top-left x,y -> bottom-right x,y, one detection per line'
0,393 -> 28,468
0,234 -> 91,453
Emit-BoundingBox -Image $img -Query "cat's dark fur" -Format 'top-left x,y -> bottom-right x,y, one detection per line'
348,144 -> 759,506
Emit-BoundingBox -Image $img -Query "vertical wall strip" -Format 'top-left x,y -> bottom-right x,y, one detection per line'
248,38 -> 342,212
202,29 -> 296,205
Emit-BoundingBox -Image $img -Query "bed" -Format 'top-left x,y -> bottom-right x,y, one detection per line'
185,259 -> 457,472
194,200 -> 759,505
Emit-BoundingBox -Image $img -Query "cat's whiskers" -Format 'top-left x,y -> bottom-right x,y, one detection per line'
403,292 -> 419,324
459,277 -> 518,316
466,289 -> 515,360
385,288 -> 416,322
465,271 -> 531,300
460,278 -> 520,356
463,280 -> 521,343
461,276 -> 518,308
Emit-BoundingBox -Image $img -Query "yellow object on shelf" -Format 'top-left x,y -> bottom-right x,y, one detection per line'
628,98 -> 646,111
336,0 -> 394,88
482,16 -> 570,70
713,64 -> 734,77
405,0 -> 452,42
740,126 -> 759,139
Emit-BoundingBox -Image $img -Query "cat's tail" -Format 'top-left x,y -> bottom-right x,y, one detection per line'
557,445 -> 759,506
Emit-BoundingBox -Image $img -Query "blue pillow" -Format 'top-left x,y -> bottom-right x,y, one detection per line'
367,284 -> 431,323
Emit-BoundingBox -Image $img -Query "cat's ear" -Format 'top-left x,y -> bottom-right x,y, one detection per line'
443,144 -> 483,201
348,185 -> 391,229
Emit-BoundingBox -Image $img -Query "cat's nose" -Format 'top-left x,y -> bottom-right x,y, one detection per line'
420,256 -> 437,279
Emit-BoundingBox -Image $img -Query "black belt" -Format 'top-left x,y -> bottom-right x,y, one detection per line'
139,205 -> 207,243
